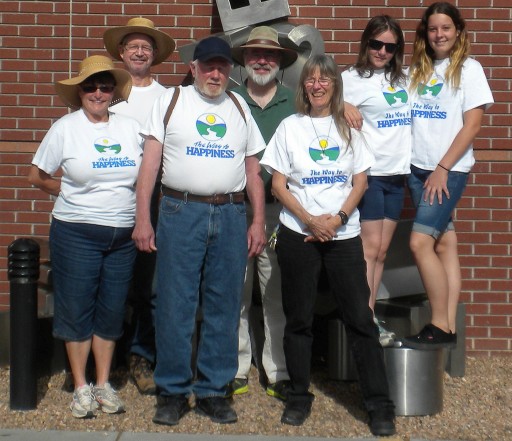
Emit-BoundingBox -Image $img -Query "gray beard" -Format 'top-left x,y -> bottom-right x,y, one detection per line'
246,65 -> 279,86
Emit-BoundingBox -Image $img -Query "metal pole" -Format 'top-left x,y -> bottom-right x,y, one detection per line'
8,238 -> 40,410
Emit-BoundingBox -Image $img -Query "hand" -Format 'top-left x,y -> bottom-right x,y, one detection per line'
423,167 -> 450,205
247,222 -> 266,257
344,102 -> 363,130
132,221 -> 157,253
304,214 -> 338,242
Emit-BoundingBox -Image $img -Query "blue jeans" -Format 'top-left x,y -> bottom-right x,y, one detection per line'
276,226 -> 393,411
154,195 -> 247,398
50,219 -> 136,341
359,175 -> 406,222
408,165 -> 469,239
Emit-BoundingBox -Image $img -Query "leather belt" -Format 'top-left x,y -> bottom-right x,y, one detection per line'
162,186 -> 245,204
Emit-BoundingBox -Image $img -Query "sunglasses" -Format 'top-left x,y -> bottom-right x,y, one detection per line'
80,84 -> 115,94
368,39 -> 398,54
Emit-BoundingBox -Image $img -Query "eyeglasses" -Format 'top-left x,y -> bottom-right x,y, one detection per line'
368,39 -> 398,54
80,85 -> 115,94
124,44 -> 154,54
304,77 -> 332,87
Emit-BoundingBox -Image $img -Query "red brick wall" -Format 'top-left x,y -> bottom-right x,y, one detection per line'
0,1 -> 511,355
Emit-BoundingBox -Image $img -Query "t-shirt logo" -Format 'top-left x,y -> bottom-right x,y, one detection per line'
382,85 -> 408,107
309,136 -> 340,165
196,113 -> 227,141
418,77 -> 444,100
94,137 -> 122,155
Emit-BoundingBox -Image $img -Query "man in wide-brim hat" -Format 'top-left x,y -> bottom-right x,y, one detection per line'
228,25 -> 297,403
103,17 -> 175,67
103,17 -> 175,396
55,54 -> 132,109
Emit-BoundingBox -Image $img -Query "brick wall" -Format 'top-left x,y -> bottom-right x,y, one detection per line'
0,1 -> 511,355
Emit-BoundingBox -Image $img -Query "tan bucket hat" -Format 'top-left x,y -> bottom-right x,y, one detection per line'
232,26 -> 298,69
55,55 -> 132,109
103,17 -> 175,66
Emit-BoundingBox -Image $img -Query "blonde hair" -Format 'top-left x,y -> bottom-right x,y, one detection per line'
409,2 -> 470,93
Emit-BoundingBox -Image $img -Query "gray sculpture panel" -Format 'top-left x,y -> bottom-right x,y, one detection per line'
216,0 -> 291,32
178,22 -> 325,93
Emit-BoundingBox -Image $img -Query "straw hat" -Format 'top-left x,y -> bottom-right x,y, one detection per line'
232,26 -> 298,69
55,55 -> 132,109
103,17 -> 175,66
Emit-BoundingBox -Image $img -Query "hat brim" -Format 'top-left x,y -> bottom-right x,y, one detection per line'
103,26 -> 175,66
55,68 -> 132,109
232,44 -> 298,69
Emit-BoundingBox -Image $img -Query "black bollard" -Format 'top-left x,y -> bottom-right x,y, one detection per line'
8,238 -> 40,410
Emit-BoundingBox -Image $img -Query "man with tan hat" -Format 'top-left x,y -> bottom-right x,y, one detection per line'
103,17 -> 175,396
228,25 -> 298,399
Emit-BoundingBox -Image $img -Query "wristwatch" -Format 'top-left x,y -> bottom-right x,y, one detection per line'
337,210 -> 349,226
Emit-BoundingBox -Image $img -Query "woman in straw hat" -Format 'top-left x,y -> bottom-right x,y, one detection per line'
28,55 -> 143,418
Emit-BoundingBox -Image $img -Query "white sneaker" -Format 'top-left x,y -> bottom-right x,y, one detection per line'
374,317 -> 396,347
92,382 -> 125,414
70,384 -> 98,418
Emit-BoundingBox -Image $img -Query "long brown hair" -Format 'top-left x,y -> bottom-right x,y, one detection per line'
409,2 -> 470,93
353,15 -> 406,87
295,55 -> 351,146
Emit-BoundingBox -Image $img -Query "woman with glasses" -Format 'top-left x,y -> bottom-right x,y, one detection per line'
404,2 -> 493,349
342,15 -> 411,347
260,55 -> 395,437
28,55 -> 142,418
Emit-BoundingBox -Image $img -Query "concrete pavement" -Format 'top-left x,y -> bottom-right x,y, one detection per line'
0,429 -> 454,441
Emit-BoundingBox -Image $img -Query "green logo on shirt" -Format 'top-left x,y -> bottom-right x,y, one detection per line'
196,114 -> 227,141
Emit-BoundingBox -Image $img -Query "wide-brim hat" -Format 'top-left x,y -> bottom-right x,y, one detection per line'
103,17 -> 176,66
232,26 -> 298,69
55,55 -> 132,109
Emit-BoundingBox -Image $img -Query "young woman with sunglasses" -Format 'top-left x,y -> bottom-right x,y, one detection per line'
342,15 -> 411,347
404,2 -> 493,349
28,55 -> 143,418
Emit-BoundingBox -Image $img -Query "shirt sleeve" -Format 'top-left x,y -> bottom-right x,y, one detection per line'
32,118 -> 65,175
462,59 -> 494,113
260,118 -> 292,177
140,88 -> 177,144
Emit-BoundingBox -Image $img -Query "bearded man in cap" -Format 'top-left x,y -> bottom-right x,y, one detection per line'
103,17 -> 175,396
227,26 -> 298,400
133,36 -> 266,425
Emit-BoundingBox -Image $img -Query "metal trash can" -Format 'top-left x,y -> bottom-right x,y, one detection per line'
384,345 -> 446,416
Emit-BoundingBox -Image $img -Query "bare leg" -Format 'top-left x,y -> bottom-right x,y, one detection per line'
435,230 -> 461,333
360,220 -> 383,310
91,335 -> 116,386
373,219 -> 398,300
65,339 -> 92,388
409,231 -> 450,333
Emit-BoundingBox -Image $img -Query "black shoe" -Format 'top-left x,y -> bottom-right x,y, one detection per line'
403,323 -> 456,350
368,407 -> 396,437
152,394 -> 190,426
195,396 -> 237,424
281,400 -> 312,426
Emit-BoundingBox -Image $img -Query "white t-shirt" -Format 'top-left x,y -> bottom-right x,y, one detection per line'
260,114 -> 375,240
33,109 -> 143,227
410,57 -> 494,172
342,67 -> 411,176
110,79 -> 166,126
142,85 -> 266,195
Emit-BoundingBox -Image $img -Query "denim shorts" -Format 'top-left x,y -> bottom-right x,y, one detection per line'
50,218 -> 136,341
358,175 -> 406,222
407,165 -> 469,239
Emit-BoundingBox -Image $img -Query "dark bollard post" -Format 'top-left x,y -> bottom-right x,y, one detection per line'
8,238 -> 40,410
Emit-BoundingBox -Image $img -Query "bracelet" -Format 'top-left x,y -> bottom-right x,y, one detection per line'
438,163 -> 450,172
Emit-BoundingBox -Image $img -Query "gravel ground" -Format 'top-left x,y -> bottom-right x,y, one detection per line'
0,356 -> 510,440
